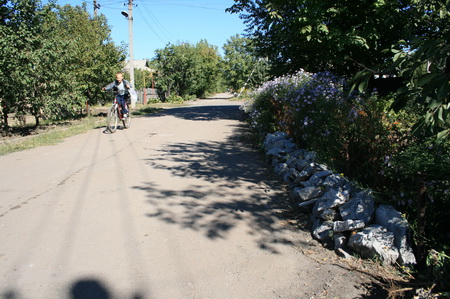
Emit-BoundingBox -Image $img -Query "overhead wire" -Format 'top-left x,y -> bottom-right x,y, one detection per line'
137,0 -> 227,11
135,5 -> 168,44
138,1 -> 175,41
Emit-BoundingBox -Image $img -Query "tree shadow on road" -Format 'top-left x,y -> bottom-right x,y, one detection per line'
132,105 -> 315,253
146,104 -> 246,122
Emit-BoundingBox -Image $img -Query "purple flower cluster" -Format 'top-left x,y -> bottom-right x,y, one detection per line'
243,70 -> 371,144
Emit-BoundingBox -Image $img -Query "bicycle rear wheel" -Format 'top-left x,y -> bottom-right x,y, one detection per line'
107,105 -> 119,133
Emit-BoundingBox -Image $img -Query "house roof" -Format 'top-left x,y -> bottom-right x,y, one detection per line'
122,60 -> 155,73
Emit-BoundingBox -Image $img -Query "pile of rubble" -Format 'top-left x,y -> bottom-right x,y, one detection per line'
264,132 -> 416,266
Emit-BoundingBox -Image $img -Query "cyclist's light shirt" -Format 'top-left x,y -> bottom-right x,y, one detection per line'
117,81 -> 126,95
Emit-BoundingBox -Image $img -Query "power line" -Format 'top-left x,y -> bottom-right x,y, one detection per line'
139,2 -> 174,41
135,6 -> 167,44
136,0 -> 226,11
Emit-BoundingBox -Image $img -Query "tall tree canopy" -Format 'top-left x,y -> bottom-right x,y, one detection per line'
222,34 -> 269,91
227,0 -> 409,76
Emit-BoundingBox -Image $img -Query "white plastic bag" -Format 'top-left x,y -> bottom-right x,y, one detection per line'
129,88 -> 137,103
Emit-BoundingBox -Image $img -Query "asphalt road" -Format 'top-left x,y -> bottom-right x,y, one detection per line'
0,94 -> 373,299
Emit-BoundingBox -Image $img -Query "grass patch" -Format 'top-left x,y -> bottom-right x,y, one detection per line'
0,117 -> 103,156
131,105 -> 164,116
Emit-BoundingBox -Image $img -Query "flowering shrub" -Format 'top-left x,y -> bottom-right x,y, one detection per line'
242,69 -> 312,137
287,72 -> 348,168
243,71 -> 404,185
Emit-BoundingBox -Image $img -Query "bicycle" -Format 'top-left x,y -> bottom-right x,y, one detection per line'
106,95 -> 131,133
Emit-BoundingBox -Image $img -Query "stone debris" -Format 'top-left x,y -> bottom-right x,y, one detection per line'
348,225 -> 399,265
293,186 -> 324,202
312,219 -> 334,247
375,205 -> 417,266
333,233 -> 347,249
263,132 -> 417,266
335,248 -> 353,259
333,219 -> 365,233
339,190 -> 375,225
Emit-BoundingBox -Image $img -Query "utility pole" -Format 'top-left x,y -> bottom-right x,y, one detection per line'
93,0 -> 100,17
127,0 -> 135,109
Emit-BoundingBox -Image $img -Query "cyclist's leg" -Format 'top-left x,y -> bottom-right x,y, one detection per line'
116,95 -> 122,118
122,97 -> 129,115
118,95 -> 128,115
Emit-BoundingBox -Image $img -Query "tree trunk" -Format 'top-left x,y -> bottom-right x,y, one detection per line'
34,115 -> 40,128
86,100 -> 91,116
2,113 -> 8,128
416,172 -> 428,265
2,103 -> 9,128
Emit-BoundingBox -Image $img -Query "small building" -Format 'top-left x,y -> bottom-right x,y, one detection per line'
122,60 -> 158,104
122,60 -> 155,73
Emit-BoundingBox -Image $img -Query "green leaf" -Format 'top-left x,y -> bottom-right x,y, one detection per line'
417,73 -> 440,87
437,129 -> 450,140
437,82 -> 450,101
301,25 -> 312,34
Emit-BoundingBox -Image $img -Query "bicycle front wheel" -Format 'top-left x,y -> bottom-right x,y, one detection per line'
107,105 -> 119,133
123,112 -> 131,129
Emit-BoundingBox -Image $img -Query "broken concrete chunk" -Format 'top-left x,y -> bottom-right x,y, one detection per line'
348,225 -> 399,265
313,189 -> 350,219
274,162 -> 289,175
298,198 -> 320,210
375,205 -> 416,266
339,190 -> 375,225
312,219 -> 334,246
322,174 -> 352,191
334,233 -> 347,249
303,151 -> 317,161
333,219 -> 366,233
295,186 -> 324,202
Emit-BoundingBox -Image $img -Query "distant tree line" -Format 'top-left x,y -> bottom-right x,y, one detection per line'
150,36 -> 270,101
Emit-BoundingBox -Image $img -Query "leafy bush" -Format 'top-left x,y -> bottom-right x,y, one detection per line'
183,94 -> 197,102
166,95 -> 184,104
382,138 -> 450,265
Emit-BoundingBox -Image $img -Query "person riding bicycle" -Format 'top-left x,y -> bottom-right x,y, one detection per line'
103,73 -> 132,119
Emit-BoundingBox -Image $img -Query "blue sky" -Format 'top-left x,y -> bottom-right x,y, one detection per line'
53,0 -> 248,60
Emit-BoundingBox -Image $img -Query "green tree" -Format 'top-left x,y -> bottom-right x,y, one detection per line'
0,0 -> 58,126
152,41 -> 221,99
227,0 -> 450,138
133,68 -> 152,90
222,34 -> 269,92
0,0 -> 125,126
389,1 -> 450,140
53,4 -> 125,109
193,40 -> 222,97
